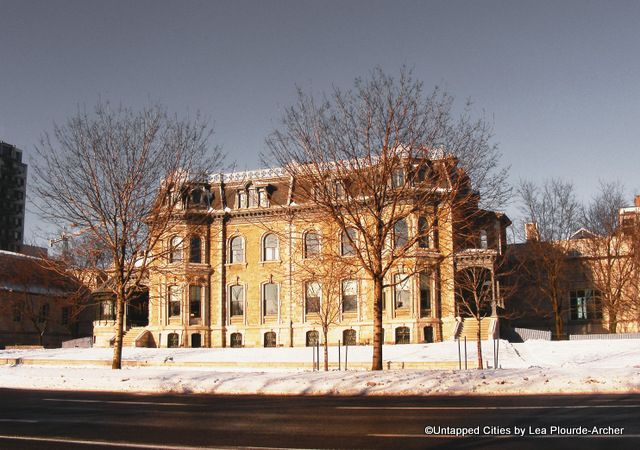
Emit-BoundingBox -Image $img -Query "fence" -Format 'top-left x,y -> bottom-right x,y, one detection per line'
513,327 -> 552,341
569,333 -> 640,340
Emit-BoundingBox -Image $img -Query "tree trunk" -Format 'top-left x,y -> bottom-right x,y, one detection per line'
112,293 -> 125,369
552,297 -> 564,339
608,311 -> 617,333
371,276 -> 384,371
476,317 -> 483,369
323,328 -> 329,371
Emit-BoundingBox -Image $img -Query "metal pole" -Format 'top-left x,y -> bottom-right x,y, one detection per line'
312,341 -> 316,371
345,341 -> 348,371
338,339 -> 341,371
457,338 -> 461,370
496,338 -> 500,369
464,336 -> 468,370
316,340 -> 320,371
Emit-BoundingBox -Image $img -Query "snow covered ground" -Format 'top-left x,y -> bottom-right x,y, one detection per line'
1,339 -> 639,396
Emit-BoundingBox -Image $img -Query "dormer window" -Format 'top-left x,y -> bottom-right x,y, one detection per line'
237,190 -> 248,209
258,188 -> 269,207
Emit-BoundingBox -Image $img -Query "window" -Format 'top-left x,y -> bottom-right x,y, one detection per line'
258,188 -> 269,207
38,304 -> 49,323
263,234 -> 279,261
570,290 -> 603,320
191,333 -> 201,348
341,228 -> 357,256
237,190 -> 247,208
419,272 -> 431,317
189,236 -> 202,263
423,326 -> 434,343
394,274 -> 411,309
418,217 -> 430,248
248,188 -> 257,207
395,326 -> 410,344
61,306 -> 70,325
13,306 -> 21,322
169,236 -> 183,263
306,330 -> 319,347
342,280 -> 357,313
334,180 -> 345,199
305,281 -> 321,314
264,331 -> 277,348
393,219 -> 409,249
343,329 -> 356,346
168,285 -> 181,317
392,168 -> 405,188
304,231 -> 320,258
263,283 -> 278,316
99,301 -> 115,320
479,230 -> 488,249
230,236 -> 244,263
230,284 -> 244,316
167,333 -> 179,348
230,332 -> 243,348
191,189 -> 202,205
189,286 -> 201,318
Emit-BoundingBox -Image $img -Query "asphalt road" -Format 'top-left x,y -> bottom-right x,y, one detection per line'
0,388 -> 638,449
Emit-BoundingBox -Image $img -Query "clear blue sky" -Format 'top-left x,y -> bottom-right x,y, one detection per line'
1,0 -> 639,245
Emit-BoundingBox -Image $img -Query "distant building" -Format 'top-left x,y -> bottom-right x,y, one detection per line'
0,141 -> 27,252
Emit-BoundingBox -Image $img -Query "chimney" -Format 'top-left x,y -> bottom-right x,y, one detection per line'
635,195 -> 640,208
525,222 -> 539,242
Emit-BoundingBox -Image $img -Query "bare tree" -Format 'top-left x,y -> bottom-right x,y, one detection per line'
516,178 -> 582,339
266,67 -> 509,370
580,182 -> 639,332
32,101 -> 221,368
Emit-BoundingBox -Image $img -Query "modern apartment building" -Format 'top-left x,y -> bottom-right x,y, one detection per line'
0,141 -> 27,252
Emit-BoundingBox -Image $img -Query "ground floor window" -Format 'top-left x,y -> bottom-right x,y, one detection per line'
570,289 -> 603,320
167,332 -> 179,348
230,332 -> 243,348
423,326 -> 434,343
395,326 -> 410,344
189,286 -> 201,319
264,331 -> 277,347
191,333 -> 201,348
343,329 -> 356,346
306,330 -> 319,347
168,286 -> 181,318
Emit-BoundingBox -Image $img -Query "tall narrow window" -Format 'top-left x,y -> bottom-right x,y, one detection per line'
334,180 -> 345,199
418,217 -> 430,248
263,234 -> 279,261
169,236 -> 183,263
189,285 -> 201,318
237,190 -> 247,208
394,218 -> 409,249
263,283 -> 278,316
341,228 -> 357,256
38,304 -> 49,323
258,188 -> 269,207
392,168 -> 405,187
394,274 -> 411,309
230,236 -> 244,263
305,281 -> 321,314
230,284 -> 244,316
342,280 -> 357,312
189,236 -> 202,263
248,188 -> 257,208
61,306 -> 70,325
479,230 -> 488,249
168,286 -> 181,317
304,231 -> 320,258
419,272 -> 431,317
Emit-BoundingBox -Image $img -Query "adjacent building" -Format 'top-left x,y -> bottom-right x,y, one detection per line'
0,141 -> 27,253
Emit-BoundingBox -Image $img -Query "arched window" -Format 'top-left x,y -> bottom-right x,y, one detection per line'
341,228 -> 357,256
343,329 -> 356,346
263,283 -> 278,316
230,236 -> 244,263
304,231 -> 320,258
341,280 -> 357,313
264,331 -> 277,348
167,333 -> 179,348
395,326 -> 410,344
189,236 -> 202,263
230,332 -> 243,348
168,285 -> 181,317
306,330 -> 319,347
394,274 -> 411,309
263,234 -> 279,261
229,284 -> 244,316
393,218 -> 408,249
305,281 -> 321,314
169,236 -> 183,263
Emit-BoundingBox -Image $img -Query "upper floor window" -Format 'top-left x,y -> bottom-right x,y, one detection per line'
258,188 -> 269,207
334,180 -> 346,199
189,285 -> 202,319
168,285 -> 181,317
189,236 -> 202,263
479,230 -> 488,249
263,282 -> 279,316
391,168 -> 405,188
230,236 -> 244,263
418,217 -> 430,248
230,284 -> 244,317
169,236 -> 183,263
304,231 -> 320,258
341,228 -> 357,257
305,281 -> 321,314
263,233 -> 279,261
394,273 -> 411,309
61,306 -> 70,325
38,304 -> 49,323
191,189 -> 202,205
393,218 -> 409,249
237,190 -> 248,208
342,280 -> 357,313
419,272 -> 431,316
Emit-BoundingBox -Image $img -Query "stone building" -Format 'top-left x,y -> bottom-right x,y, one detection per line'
0,141 -> 27,252
94,154 -> 510,348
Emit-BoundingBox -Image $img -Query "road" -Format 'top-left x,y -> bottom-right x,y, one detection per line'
0,389 -> 638,449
